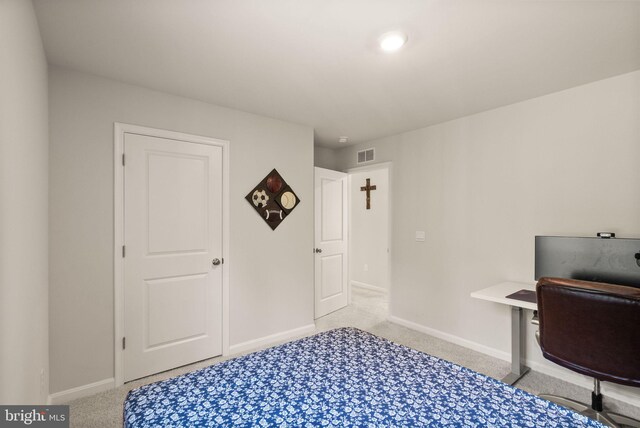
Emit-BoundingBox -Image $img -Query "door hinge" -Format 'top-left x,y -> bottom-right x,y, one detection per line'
222,258 -> 224,264
122,245 -> 126,258
122,153 -> 125,166
122,337 -> 126,350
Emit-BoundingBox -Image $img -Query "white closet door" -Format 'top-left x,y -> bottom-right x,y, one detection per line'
124,132 -> 222,381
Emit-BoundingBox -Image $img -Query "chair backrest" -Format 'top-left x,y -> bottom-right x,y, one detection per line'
537,277 -> 640,387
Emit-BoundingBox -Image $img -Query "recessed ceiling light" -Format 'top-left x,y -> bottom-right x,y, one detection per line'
379,31 -> 407,52
338,136 -> 348,144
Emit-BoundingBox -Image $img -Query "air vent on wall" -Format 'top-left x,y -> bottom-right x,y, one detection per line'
357,148 -> 375,164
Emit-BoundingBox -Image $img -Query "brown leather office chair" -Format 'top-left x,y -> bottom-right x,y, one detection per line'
536,277 -> 640,427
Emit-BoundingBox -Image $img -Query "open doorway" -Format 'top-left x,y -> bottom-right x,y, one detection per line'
312,163 -> 391,328
347,163 -> 390,316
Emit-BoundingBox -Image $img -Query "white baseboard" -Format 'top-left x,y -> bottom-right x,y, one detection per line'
229,324 -> 316,355
387,315 -> 640,408
48,378 -> 115,404
46,325 -> 316,404
351,281 -> 388,294
388,315 -> 510,362
45,321 -> 640,409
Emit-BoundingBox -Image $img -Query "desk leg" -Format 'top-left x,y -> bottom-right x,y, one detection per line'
501,306 -> 530,385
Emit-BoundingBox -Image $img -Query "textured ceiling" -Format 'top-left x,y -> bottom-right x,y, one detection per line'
33,0 -> 640,147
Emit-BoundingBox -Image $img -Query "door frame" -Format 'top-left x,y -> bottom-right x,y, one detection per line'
346,162 -> 392,303
113,123 -> 230,387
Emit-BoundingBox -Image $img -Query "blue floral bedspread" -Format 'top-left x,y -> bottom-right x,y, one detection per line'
124,327 -> 603,427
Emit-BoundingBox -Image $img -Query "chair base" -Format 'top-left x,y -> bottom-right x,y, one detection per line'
539,394 -> 640,428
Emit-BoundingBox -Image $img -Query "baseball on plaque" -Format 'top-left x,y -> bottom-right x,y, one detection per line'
276,186 -> 300,213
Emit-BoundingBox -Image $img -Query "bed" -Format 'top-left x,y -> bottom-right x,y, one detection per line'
124,327 -> 603,427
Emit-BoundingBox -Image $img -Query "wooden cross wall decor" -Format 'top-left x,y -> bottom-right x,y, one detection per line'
360,178 -> 377,210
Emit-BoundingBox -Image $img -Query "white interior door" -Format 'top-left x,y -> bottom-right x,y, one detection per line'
124,132 -> 223,381
314,167 -> 348,318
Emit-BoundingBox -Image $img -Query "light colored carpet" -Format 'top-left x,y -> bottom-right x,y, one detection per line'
67,286 -> 640,427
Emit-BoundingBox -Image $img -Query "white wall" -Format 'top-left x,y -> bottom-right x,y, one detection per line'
336,70 -> 640,403
0,0 -> 49,404
349,167 -> 389,291
48,67 -> 314,394
314,146 -> 340,170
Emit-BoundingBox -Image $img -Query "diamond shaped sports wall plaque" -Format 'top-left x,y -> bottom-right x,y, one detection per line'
245,169 -> 300,230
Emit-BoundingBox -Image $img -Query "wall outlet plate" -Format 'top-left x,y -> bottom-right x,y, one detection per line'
415,231 -> 426,242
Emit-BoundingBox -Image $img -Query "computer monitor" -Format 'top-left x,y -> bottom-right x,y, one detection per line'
535,235 -> 640,288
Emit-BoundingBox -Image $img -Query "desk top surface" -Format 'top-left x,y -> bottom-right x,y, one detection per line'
471,281 -> 537,310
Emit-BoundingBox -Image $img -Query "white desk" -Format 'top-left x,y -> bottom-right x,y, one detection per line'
471,281 -> 536,385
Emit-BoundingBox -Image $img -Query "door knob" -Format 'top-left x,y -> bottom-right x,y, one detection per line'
212,258 -> 221,266
315,248 -> 322,253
